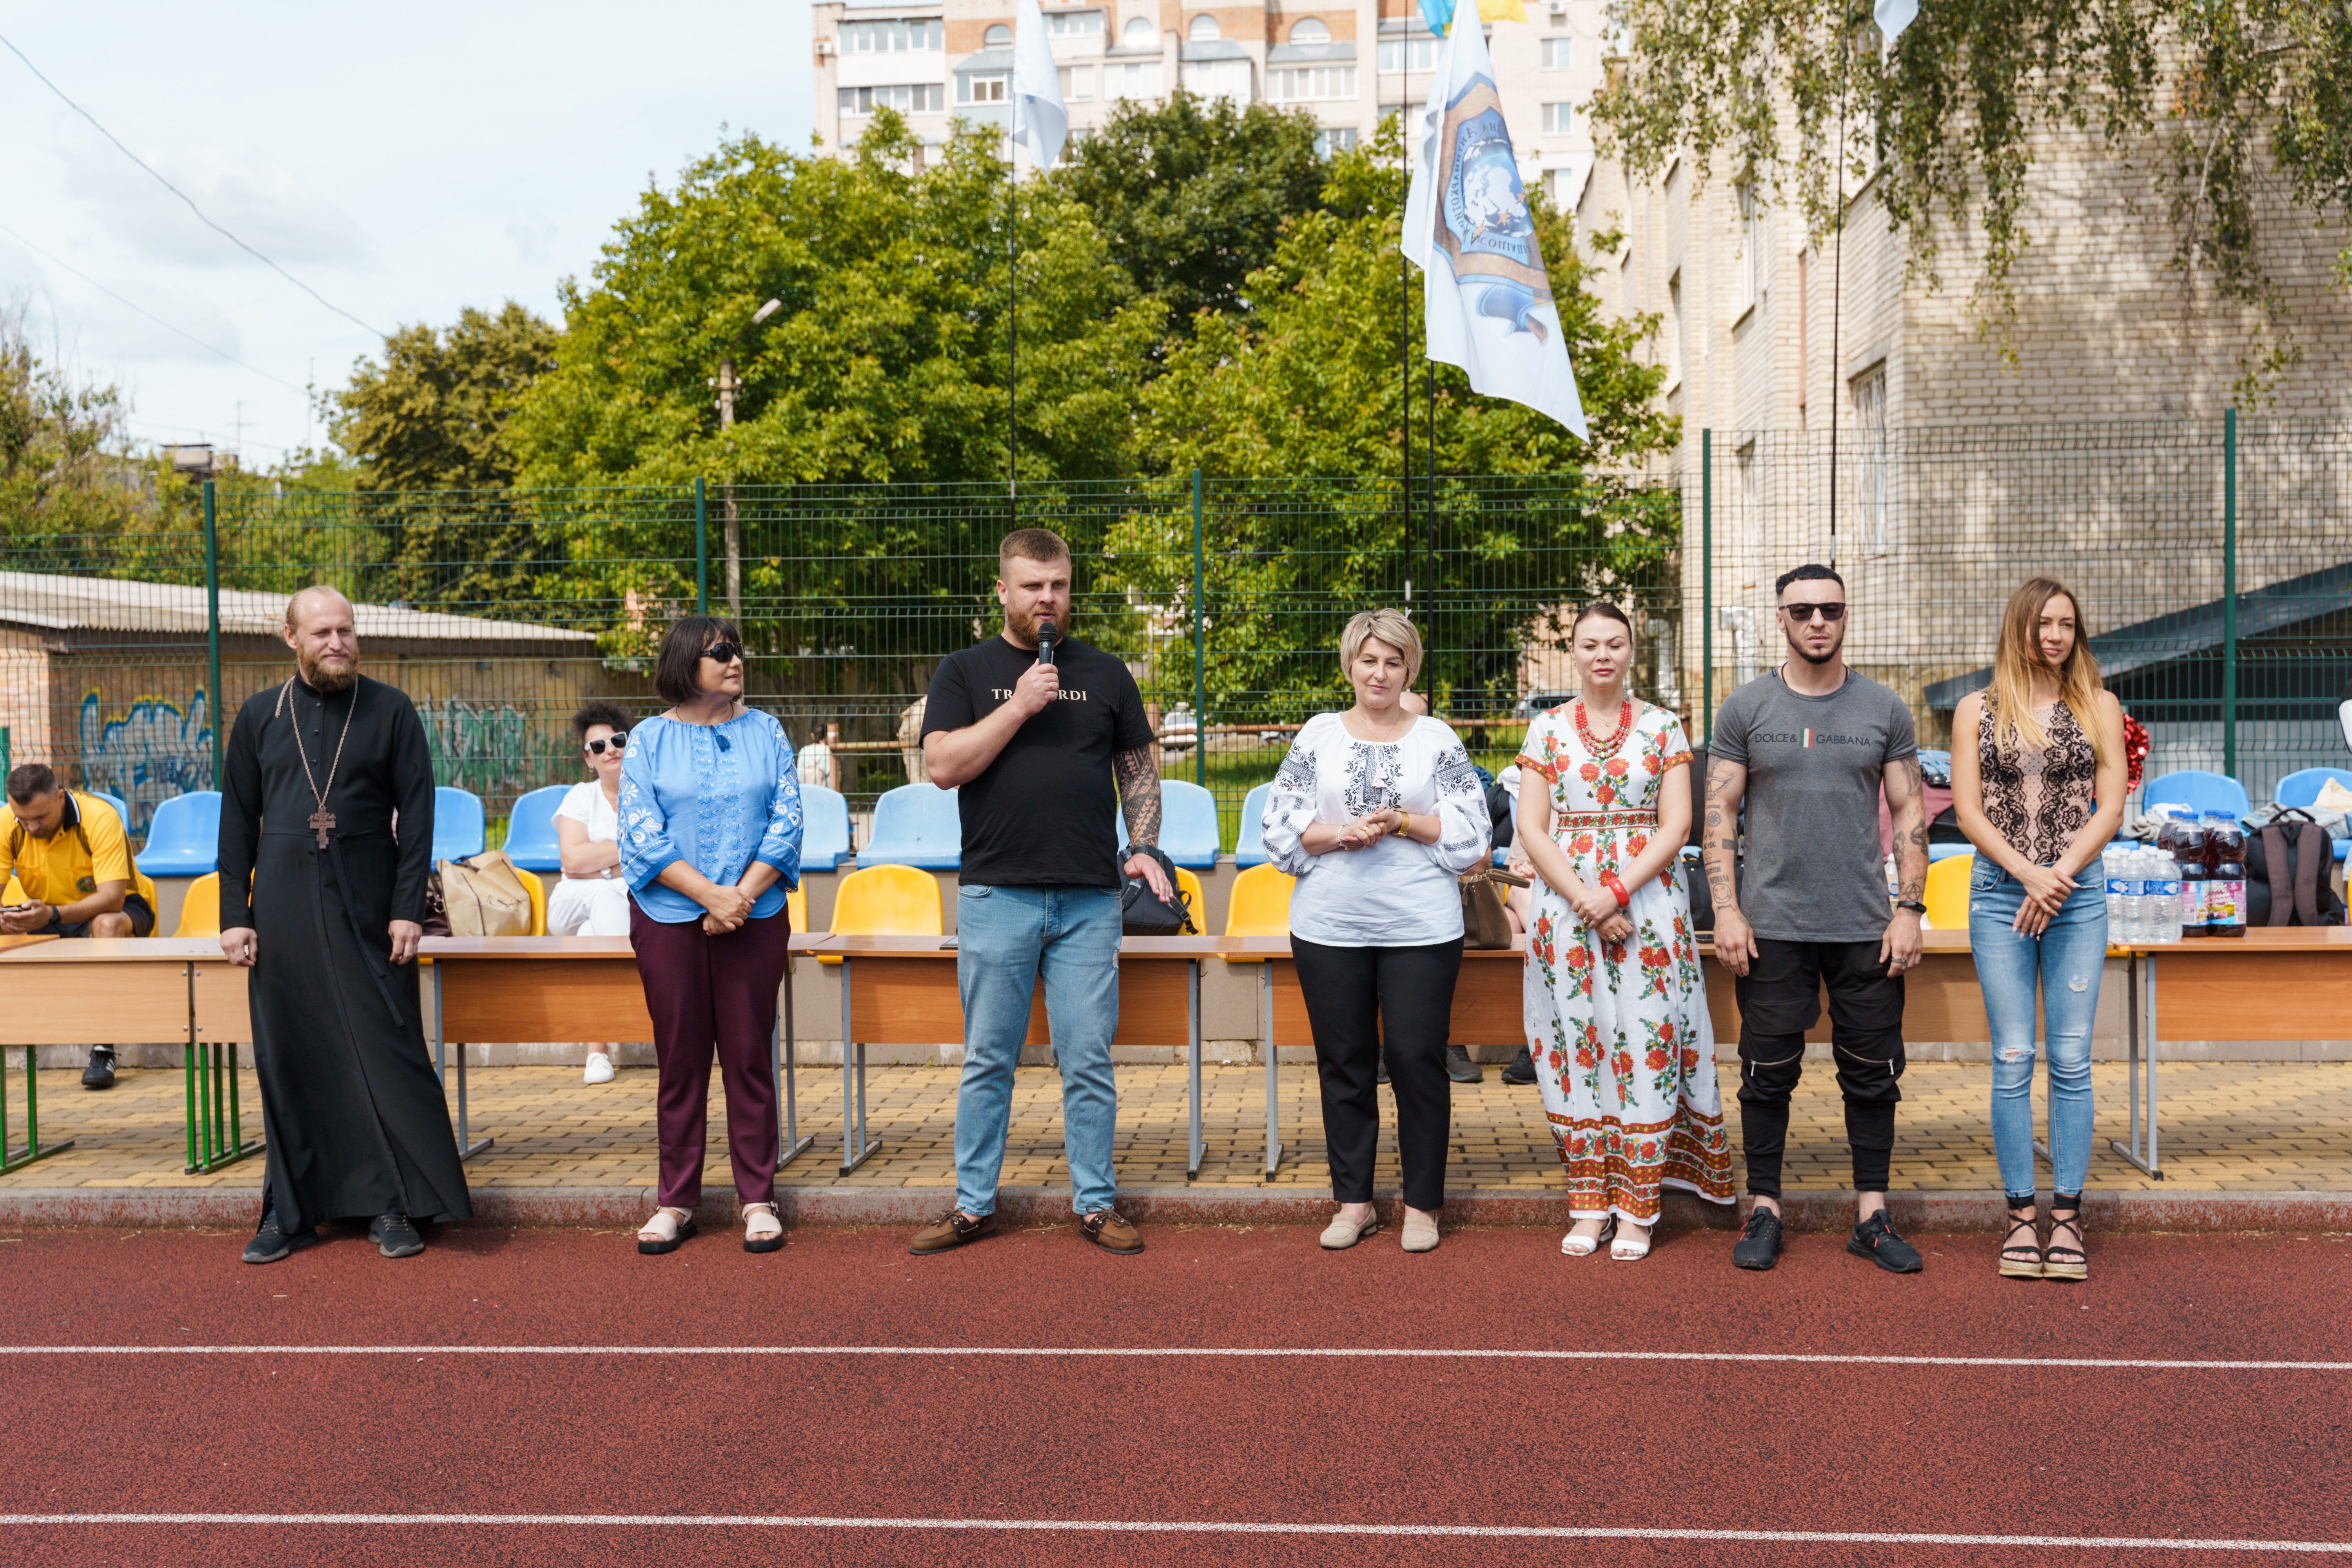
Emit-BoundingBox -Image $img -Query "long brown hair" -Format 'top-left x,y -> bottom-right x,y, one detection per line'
1989,577 -> 2109,766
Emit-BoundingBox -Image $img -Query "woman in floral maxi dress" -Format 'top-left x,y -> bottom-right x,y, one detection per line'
1516,603 -> 1733,1260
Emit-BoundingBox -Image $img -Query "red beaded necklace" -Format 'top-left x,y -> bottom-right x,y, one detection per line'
1573,697 -> 1634,762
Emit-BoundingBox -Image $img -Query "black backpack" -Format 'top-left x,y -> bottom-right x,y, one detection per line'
2246,810 -> 2347,927
1120,844 -> 1195,936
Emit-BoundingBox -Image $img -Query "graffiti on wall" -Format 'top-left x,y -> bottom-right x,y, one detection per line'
76,691 -> 214,840
416,698 -> 535,805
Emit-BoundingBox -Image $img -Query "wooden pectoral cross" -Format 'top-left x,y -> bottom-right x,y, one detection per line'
310,808 -> 335,848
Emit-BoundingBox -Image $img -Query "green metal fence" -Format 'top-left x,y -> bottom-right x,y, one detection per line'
4,415 -> 2346,852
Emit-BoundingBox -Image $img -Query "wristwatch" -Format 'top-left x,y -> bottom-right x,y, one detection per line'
1896,899 -> 1927,915
599,867 -> 614,880
1393,811 -> 1412,837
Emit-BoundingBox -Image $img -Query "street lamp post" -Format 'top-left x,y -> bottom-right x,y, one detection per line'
713,298 -> 783,620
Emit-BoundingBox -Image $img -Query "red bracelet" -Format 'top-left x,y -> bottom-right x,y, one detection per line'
1601,872 -> 1632,909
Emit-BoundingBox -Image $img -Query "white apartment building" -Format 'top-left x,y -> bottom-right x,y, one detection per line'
811,0 -> 1607,208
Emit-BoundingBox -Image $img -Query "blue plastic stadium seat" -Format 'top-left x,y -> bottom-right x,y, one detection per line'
432,786 -> 487,864
800,783 -> 855,870
137,790 -> 221,876
1112,779 -> 1222,869
2140,769 -> 2251,822
858,783 -> 961,870
2274,768 -> 2352,862
1929,841 -> 1974,864
500,784 -> 571,874
1233,782 -> 1274,869
87,790 -> 131,832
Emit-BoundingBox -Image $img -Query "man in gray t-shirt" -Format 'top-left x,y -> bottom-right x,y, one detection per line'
1703,563 -> 1930,1276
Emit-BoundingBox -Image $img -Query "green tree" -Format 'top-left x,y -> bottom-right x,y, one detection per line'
0,299 -> 151,564
1592,0 -> 2352,394
332,303 -> 560,492
1051,89 -> 1330,343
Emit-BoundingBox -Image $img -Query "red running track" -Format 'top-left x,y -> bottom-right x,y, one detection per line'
1,1221 -> 2348,1567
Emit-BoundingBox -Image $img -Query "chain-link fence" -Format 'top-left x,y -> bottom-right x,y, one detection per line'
4,415 -> 2345,852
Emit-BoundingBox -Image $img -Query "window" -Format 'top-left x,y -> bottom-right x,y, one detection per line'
1047,8 -> 1104,34
958,71 -> 1008,102
842,18 -> 945,51
1105,59 -> 1161,95
840,83 -> 945,114
1540,35 -> 1571,69
1850,365 -> 1891,555
1312,125 -> 1358,157
1122,15 -> 1156,44
1058,63 -> 1095,99
1187,14 -> 1219,40
1376,36 -> 1437,71
984,23 -> 1012,45
1289,17 -> 1330,42
1541,102 -> 1574,134
1667,270 -> 1685,385
1737,184 -> 1764,309
1270,65 -> 1356,101
1733,440 -> 1764,583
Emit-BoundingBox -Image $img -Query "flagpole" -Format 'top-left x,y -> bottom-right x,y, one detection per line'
1400,109 -> 1413,607
1008,150 -> 1018,527
1824,25 -> 1848,568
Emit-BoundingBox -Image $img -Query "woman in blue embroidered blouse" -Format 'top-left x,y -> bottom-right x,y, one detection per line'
618,615 -> 803,1258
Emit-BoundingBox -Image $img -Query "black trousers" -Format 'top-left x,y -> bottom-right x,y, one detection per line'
1735,937 -> 1906,1198
1290,935 -> 1463,1211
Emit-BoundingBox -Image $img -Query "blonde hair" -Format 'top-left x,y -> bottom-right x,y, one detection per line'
1339,608 -> 1422,684
1989,577 -> 2109,766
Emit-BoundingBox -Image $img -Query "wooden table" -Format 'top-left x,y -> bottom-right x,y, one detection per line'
827,934 -> 1220,1177
0,936 -> 261,1174
421,934 -> 839,1166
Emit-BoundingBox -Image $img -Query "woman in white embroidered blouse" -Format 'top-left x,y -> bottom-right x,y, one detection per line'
1264,609 -> 1491,1255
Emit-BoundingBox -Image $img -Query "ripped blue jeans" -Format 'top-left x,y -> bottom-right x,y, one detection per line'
1969,862 -> 2104,1201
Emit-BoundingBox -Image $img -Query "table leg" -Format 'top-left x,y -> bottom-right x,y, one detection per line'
432,967 -> 492,1163
777,955 -> 812,1169
2106,951 -> 2161,1179
1187,958 -> 1203,1182
839,957 -> 878,1175
1,1042 -> 74,1173
1262,963 -> 1281,1178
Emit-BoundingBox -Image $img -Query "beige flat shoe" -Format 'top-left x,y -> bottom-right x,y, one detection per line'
636,1206 -> 695,1256
1319,1210 -> 1383,1250
742,1201 -> 783,1254
1562,1216 -> 1617,1257
1610,1221 -> 1652,1261
1400,1209 -> 1440,1253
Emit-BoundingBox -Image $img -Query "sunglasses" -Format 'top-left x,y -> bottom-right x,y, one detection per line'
701,642 -> 744,666
1781,603 -> 1847,622
584,734 -> 628,755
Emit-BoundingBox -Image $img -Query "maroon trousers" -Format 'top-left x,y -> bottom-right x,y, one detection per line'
630,904 -> 789,1209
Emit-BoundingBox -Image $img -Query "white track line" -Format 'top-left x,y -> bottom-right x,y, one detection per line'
2,1345 -> 2346,1371
0,1514 -> 2345,1551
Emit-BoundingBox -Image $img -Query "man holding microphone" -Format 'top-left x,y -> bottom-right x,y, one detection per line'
910,528 -> 1174,1257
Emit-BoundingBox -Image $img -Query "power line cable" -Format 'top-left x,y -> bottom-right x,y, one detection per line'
0,218 -> 307,393
0,31 -> 388,339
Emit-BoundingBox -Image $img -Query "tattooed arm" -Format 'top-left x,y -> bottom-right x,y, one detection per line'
1703,754 -> 1758,976
1881,754 -> 1927,975
1114,742 -> 1174,900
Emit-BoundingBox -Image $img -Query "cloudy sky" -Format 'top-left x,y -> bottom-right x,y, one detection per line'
0,2 -> 814,466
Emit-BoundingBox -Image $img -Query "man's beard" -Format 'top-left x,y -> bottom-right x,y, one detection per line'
1784,625 -> 1843,666
299,649 -> 359,694
1004,603 -> 1069,647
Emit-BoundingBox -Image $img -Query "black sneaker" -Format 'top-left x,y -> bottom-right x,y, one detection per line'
81,1046 -> 116,1090
1443,1045 -> 1483,1083
1501,1045 -> 1537,1085
1732,1207 -> 1783,1271
368,1211 -> 425,1259
1848,1210 -> 1924,1274
241,1205 -> 318,1265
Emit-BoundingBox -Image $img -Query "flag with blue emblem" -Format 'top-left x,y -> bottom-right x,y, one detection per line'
1403,2 -> 1586,439
1011,0 -> 1067,170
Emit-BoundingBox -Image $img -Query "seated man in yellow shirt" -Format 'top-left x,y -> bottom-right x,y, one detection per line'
2,763 -> 156,1089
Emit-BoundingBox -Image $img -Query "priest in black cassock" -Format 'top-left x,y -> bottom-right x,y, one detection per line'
218,584 -> 471,1263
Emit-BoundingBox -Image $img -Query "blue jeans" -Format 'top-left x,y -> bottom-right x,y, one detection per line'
953,884 -> 1122,1216
1968,862 -> 2104,1201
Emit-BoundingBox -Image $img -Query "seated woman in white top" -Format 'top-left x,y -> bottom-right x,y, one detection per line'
549,701 -> 634,1081
1263,608 -> 1490,1256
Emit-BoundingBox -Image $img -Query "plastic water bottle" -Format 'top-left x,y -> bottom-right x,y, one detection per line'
2103,845 -> 2129,939
2119,848 -> 2148,944
2145,847 -> 2181,943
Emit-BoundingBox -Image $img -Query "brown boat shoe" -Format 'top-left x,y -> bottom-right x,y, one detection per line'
909,1208 -> 998,1256
1078,1208 -> 1144,1255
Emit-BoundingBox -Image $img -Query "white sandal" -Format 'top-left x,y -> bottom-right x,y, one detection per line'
743,1201 -> 783,1254
1561,1216 -> 1617,1257
1610,1221 -> 1653,1262
637,1206 -> 695,1256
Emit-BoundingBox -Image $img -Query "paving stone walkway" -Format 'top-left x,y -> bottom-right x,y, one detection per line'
6,1059 -> 2350,1194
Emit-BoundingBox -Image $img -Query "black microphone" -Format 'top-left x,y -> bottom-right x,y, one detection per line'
1035,617 -> 1058,668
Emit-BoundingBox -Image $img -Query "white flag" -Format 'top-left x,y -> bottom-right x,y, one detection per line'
1399,94 -> 1441,272
1412,14 -> 1588,440
1874,0 -> 1917,55
1011,0 -> 1067,171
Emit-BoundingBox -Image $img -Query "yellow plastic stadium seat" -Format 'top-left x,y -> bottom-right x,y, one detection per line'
174,873 -> 223,938
1174,866 -> 1206,935
1922,853 -> 1975,932
821,863 -> 943,964
1222,863 -> 1295,959
787,882 -> 808,936
515,866 -> 547,936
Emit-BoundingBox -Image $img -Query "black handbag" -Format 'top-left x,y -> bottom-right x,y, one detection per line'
1120,845 -> 1195,935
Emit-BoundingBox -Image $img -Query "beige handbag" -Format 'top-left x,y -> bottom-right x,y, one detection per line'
437,850 -> 534,937
1459,866 -> 1531,950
